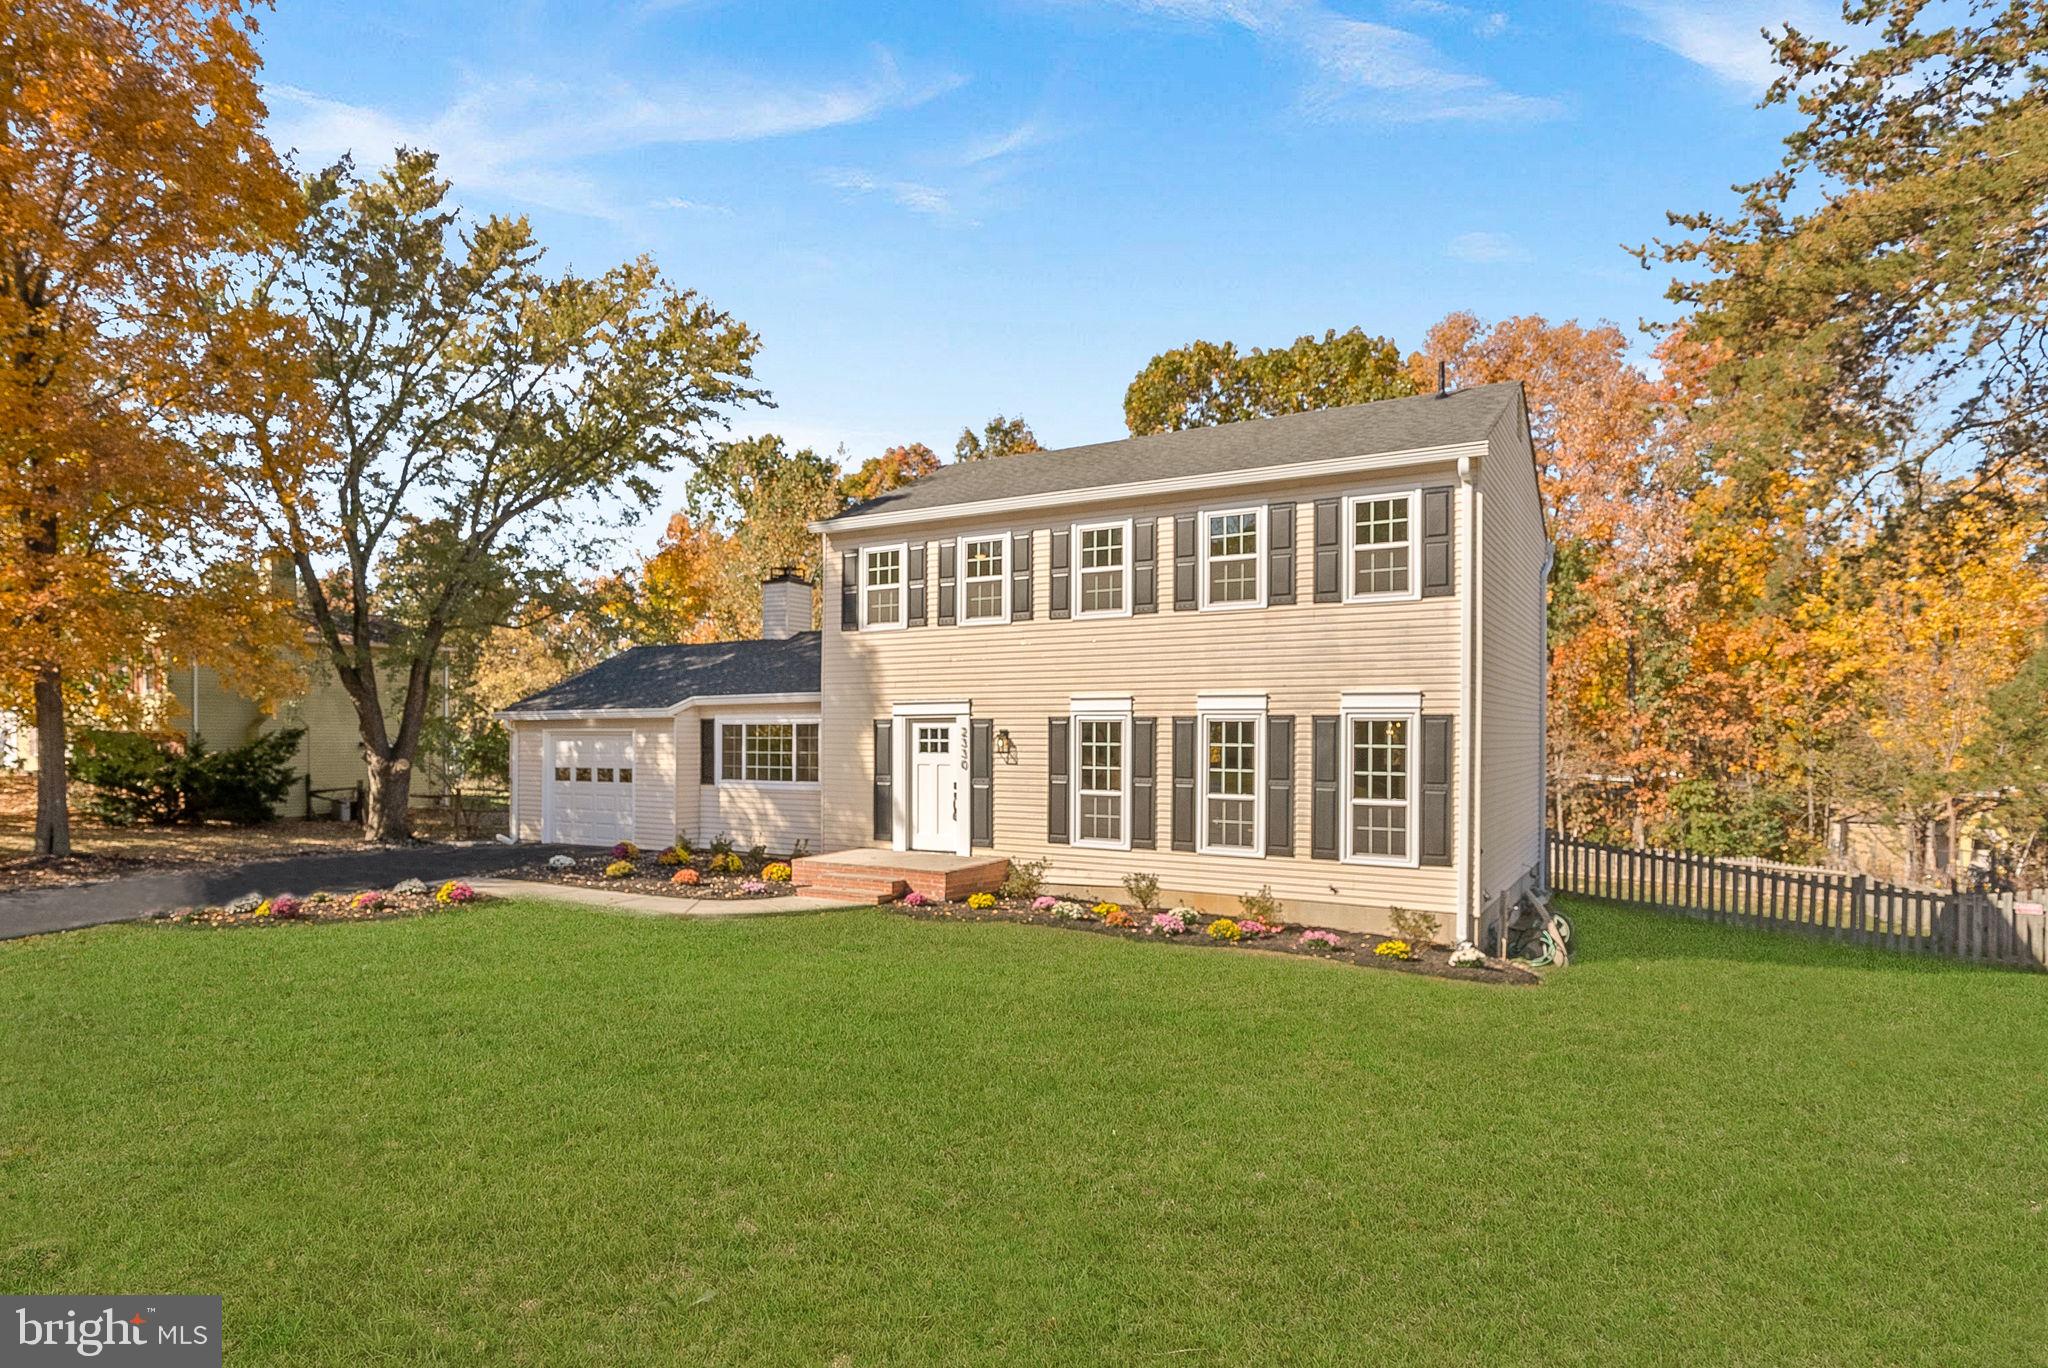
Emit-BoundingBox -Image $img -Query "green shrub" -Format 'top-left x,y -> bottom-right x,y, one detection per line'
998,856 -> 1050,901
1237,885 -> 1283,925
1387,906 -> 1438,948
71,727 -> 303,827
1120,871 -> 1162,912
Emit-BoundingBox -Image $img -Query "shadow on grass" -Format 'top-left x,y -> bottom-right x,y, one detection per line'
1555,896 -> 2041,979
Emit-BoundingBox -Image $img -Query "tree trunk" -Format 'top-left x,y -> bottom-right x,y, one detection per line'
362,751 -> 415,843
32,666 -> 70,857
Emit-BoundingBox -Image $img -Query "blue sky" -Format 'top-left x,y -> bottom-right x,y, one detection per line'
259,0 -> 1827,552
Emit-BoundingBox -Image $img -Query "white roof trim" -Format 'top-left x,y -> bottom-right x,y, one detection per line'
496,690 -> 821,722
812,440 -> 1485,534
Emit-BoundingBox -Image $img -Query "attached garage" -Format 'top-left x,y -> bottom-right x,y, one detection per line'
543,732 -> 635,846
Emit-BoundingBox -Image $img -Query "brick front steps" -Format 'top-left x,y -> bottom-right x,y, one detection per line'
791,850 -> 1010,905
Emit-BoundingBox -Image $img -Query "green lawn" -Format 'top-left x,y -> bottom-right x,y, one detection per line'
3,899 -> 2044,1366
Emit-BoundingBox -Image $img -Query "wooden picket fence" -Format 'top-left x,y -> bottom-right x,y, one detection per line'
1547,835 -> 2048,970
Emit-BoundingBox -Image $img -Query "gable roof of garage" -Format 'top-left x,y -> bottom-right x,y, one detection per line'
497,632 -> 820,717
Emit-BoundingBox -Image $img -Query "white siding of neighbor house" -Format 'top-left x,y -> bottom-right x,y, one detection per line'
820,460 -> 1473,934
1477,401 -> 1550,909
509,700 -> 821,853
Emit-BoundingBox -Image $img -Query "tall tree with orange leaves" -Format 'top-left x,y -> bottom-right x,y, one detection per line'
0,0 -> 308,856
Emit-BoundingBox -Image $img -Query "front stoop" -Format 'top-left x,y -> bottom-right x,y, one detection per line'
791,849 -> 1010,905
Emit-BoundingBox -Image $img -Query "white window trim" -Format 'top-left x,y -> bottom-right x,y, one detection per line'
954,531 -> 1011,626
860,542 -> 909,631
1340,703 -> 1421,868
715,716 -> 822,788
1070,517 -> 1134,620
1197,504 -> 1267,612
1343,489 -> 1423,604
1197,707 -> 1267,858
1069,707 -> 1133,851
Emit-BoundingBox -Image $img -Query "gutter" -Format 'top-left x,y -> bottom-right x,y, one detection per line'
493,690 -> 822,723
1456,453 -> 1482,950
811,441 -> 1487,534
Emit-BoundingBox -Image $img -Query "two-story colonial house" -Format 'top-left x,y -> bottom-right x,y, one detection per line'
500,382 -> 1549,948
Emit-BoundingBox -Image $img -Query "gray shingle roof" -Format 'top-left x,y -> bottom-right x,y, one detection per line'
502,633 -> 820,713
826,382 -> 1523,523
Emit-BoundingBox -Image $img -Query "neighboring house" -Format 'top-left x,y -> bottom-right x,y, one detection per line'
2,638 -> 451,821
500,384 -> 1550,945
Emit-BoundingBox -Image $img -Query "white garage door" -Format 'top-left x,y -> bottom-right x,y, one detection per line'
545,733 -> 635,846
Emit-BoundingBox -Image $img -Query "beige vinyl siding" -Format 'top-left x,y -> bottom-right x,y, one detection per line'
512,724 -> 545,840
692,701 -> 823,853
821,464 -> 1468,931
1476,404 -> 1550,905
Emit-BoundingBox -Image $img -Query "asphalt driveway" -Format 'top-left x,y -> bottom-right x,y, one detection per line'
0,842 -> 580,940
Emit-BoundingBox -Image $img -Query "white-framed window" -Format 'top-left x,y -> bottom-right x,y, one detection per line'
1200,506 -> 1264,610
1343,707 -> 1417,865
861,544 -> 907,629
957,533 -> 1009,625
1345,491 -> 1419,601
719,720 -> 821,784
1072,712 -> 1130,848
1200,712 -> 1264,855
1072,519 -> 1131,618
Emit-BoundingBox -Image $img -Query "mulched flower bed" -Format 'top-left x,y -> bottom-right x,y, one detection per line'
163,880 -> 487,929
890,894 -> 1538,985
515,845 -> 796,902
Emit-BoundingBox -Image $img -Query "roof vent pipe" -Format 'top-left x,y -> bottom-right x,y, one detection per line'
1437,360 -> 1449,397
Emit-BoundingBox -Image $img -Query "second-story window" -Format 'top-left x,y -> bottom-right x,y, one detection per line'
1347,492 -> 1415,600
862,545 -> 904,628
1202,507 -> 1263,609
1074,520 -> 1129,617
959,535 -> 1008,624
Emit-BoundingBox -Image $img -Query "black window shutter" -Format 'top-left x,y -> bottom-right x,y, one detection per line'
873,720 -> 893,840
1266,714 -> 1294,856
1170,716 -> 1196,852
1420,714 -> 1453,865
1049,530 -> 1071,620
906,544 -> 927,626
1311,715 -> 1340,859
1132,717 -> 1157,850
1132,519 -> 1158,613
699,718 -> 716,784
1173,513 -> 1198,611
1268,502 -> 1297,606
970,718 -> 994,848
1313,499 -> 1341,603
840,551 -> 859,629
1047,717 -> 1070,843
938,541 -> 957,626
1011,533 -> 1034,620
1420,487 -> 1454,598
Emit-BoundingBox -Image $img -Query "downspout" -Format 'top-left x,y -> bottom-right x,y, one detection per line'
1455,454 -> 1481,950
190,661 -> 201,743
1537,540 -> 1556,896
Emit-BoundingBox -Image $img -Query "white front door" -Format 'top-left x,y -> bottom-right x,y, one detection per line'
908,720 -> 964,853
545,733 -> 635,846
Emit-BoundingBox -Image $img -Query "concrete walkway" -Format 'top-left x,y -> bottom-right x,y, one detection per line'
471,878 -> 853,918
0,842 -> 580,941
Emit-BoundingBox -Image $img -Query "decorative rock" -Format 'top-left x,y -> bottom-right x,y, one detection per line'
225,892 -> 263,915
547,854 -> 576,871
391,878 -> 428,896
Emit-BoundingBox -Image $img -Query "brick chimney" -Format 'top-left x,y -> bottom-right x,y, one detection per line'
760,567 -> 812,640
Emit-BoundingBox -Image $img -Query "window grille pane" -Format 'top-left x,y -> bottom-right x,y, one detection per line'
1351,498 -> 1411,596
966,579 -> 1004,619
964,539 -> 1003,578
554,766 -> 570,782
1075,717 -> 1125,842
721,725 -> 741,780
1347,716 -> 1410,859
595,767 -> 613,782
1208,557 -> 1257,603
1207,511 -> 1257,558
575,768 -> 591,782
746,723 -> 795,782
795,725 -> 819,783
1205,717 -> 1258,850
617,768 -> 632,784
866,585 -> 900,624
1351,804 -> 1408,858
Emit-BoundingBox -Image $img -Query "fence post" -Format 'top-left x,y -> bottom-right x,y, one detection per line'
1850,875 -> 1866,946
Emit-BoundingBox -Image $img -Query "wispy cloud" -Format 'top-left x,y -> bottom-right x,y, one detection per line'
1612,1 -> 1830,90
649,196 -> 734,215
1446,229 -> 1529,263
819,168 -> 961,221
960,118 -> 1052,166
1093,0 -> 1558,121
1395,0 -> 1509,40
266,48 -> 963,220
